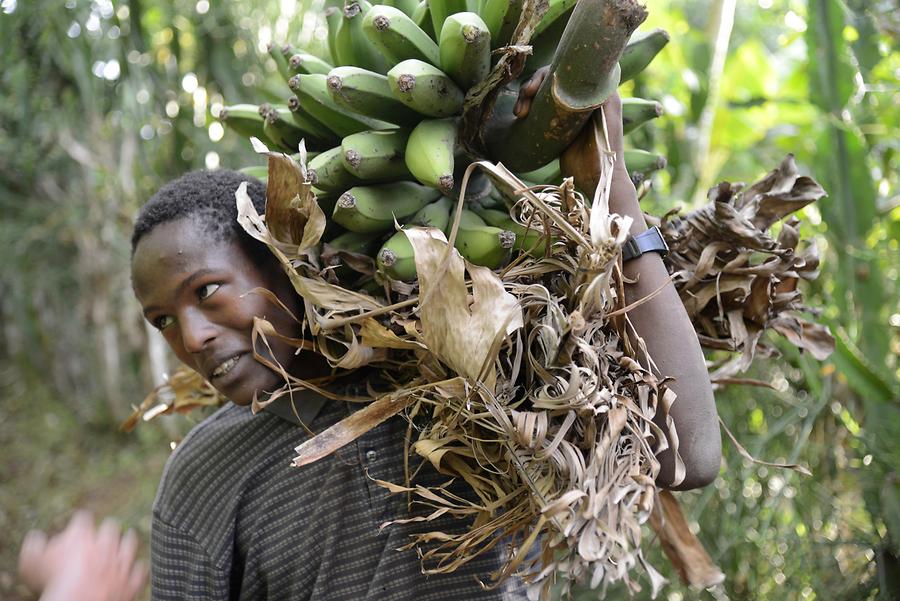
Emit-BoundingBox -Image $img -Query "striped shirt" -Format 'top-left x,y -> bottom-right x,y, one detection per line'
150,392 -> 528,600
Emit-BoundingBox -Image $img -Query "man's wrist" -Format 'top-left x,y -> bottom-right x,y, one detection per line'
622,226 -> 669,262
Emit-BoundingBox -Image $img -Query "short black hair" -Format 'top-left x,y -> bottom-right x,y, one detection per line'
131,169 -> 271,266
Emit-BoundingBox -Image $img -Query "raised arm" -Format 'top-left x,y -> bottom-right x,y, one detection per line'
517,77 -> 721,490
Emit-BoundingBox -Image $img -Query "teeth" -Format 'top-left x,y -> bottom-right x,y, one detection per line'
212,355 -> 240,378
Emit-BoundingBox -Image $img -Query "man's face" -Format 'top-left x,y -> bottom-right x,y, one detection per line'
131,218 -> 302,406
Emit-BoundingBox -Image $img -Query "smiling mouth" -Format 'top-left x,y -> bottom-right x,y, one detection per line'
211,354 -> 243,379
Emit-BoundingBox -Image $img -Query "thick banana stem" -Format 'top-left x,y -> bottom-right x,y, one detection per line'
487,0 -> 647,172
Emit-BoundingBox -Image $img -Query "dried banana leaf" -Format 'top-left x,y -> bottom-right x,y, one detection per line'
657,154 -> 834,380
125,146 -> 831,600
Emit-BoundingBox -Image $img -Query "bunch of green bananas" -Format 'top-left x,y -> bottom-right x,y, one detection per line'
222,0 -> 670,283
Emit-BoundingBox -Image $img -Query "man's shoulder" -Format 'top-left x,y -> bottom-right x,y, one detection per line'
153,403 -> 290,518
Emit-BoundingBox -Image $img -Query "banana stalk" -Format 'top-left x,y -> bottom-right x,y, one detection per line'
486,0 -> 647,172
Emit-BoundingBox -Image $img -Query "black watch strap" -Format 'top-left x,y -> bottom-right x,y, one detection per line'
622,226 -> 669,262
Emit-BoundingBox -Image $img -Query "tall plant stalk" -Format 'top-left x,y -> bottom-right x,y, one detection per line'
688,0 -> 736,206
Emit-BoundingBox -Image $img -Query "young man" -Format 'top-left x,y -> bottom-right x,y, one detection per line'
21,88 -> 720,599
131,169 -> 530,600
131,92 -> 718,599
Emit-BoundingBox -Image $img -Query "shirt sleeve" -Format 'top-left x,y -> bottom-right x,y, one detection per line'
150,513 -> 230,601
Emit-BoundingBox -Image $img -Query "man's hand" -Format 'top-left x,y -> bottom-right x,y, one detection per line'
19,511 -> 148,601
514,66 -> 637,218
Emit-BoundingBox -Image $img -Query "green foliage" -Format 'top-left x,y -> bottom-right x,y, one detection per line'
591,0 -> 899,599
0,0 -> 326,422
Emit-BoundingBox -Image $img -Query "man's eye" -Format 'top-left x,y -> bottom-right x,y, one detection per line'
199,283 -> 220,300
153,315 -> 175,331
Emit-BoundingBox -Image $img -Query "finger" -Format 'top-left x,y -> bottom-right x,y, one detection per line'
124,559 -> 149,601
18,530 -> 49,590
514,67 -> 550,119
523,67 -> 548,96
112,528 -> 140,600
59,510 -> 95,548
513,96 -> 530,119
68,509 -> 95,531
118,528 -> 139,568
19,530 -> 48,566
97,517 -> 122,560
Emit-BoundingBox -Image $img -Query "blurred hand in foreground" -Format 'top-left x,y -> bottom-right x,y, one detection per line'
18,510 -> 148,601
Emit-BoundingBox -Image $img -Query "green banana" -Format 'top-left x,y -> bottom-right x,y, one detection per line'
376,196 -> 452,280
405,118 -> 457,193
324,229 -> 385,255
261,104 -> 320,152
458,207 -> 489,228
332,181 -> 442,232
326,66 -> 424,127
288,52 -> 334,76
325,7 -> 343,65
473,207 -> 551,258
480,0 -> 522,50
516,158 -> 561,184
307,145 -> 365,191
467,181 -> 505,211
376,232 -> 421,280
332,3 -> 359,66
407,195 -> 453,229
268,42 -> 293,80
219,104 -> 267,141
391,0 -> 421,17
483,183 -> 508,210
621,97 -> 664,134
362,4 -> 440,66
288,73 -> 390,137
438,12 -> 491,89
341,128 -> 413,181
286,96 -> 339,143
410,1 -> 435,39
624,149 -> 667,181
532,0 -> 577,37
314,187 -> 341,217
238,165 -> 270,181
341,0 -> 392,73
322,229 -> 384,280
428,0 -> 467,42
619,28 -> 670,83
387,59 -> 465,117
453,209 -> 516,268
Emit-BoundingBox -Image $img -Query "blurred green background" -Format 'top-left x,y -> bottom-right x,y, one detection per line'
0,0 -> 897,599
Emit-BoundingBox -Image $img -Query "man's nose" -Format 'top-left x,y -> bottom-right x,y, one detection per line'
179,309 -> 218,354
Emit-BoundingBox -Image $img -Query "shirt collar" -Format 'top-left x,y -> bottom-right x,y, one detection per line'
262,390 -> 327,427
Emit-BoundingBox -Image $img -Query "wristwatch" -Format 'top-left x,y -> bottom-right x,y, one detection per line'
622,226 -> 669,262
